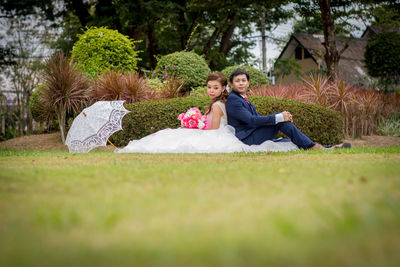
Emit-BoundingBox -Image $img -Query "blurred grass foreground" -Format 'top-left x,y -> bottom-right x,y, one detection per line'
1,148 -> 400,267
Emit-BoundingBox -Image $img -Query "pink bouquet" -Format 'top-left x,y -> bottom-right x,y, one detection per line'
178,107 -> 209,130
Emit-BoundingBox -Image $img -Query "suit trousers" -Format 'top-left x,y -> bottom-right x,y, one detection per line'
241,121 -> 315,149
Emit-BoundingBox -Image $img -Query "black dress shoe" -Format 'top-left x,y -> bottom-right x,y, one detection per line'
334,142 -> 351,149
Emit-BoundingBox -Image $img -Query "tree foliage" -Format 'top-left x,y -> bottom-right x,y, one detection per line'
1,0 -> 292,70
221,65 -> 269,88
274,59 -> 302,80
292,0 -> 399,82
365,31 -> 400,91
0,14 -> 52,135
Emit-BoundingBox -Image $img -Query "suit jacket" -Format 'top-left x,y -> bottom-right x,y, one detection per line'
226,90 -> 276,140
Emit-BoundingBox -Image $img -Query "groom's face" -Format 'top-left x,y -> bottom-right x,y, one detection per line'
230,74 -> 249,95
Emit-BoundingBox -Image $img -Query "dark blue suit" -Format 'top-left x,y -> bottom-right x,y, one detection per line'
225,90 -> 315,149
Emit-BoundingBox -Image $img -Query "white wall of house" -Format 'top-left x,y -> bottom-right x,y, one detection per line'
276,45 -> 318,85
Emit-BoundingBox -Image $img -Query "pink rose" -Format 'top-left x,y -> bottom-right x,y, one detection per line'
188,119 -> 198,128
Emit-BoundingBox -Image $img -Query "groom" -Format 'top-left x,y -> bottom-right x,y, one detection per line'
225,69 -> 325,150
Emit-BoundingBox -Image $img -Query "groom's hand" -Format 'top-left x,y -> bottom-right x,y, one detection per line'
282,111 -> 293,122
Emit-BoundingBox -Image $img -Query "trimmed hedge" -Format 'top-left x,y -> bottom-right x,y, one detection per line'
111,96 -> 343,147
221,65 -> 269,88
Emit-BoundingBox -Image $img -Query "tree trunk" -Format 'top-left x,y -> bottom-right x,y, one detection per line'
176,9 -> 187,50
219,13 -> 239,56
68,0 -> 91,27
146,23 -> 159,69
202,24 -> 224,56
95,0 -> 121,31
318,0 -> 339,82
57,108 -> 66,144
261,7 -> 267,74
24,90 -> 32,132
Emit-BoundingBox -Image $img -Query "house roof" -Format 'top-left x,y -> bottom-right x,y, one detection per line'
277,33 -> 370,84
361,25 -> 400,39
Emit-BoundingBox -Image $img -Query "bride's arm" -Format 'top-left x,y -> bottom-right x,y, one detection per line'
208,103 -> 223,130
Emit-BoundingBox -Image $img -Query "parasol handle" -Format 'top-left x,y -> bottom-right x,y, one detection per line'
107,139 -> 117,150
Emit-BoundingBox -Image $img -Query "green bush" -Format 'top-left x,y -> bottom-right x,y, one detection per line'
30,85 -> 57,123
29,85 -> 59,133
29,86 -> 59,131
190,86 -> 207,97
71,27 -> 141,77
30,88 -> 44,123
378,113 -> 400,137
221,65 -> 269,88
145,78 -> 163,93
365,31 -> 400,91
154,51 -> 211,90
111,96 -> 343,146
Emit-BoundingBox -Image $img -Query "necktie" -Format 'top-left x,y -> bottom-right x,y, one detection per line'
243,96 -> 254,112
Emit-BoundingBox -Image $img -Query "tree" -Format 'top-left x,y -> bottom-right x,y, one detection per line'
293,0 -> 399,82
365,31 -> 400,91
294,0 -> 360,81
0,14 -> 52,135
41,53 -> 90,143
2,0 -> 292,70
363,0 -> 400,91
362,0 -> 400,29
0,46 -> 16,70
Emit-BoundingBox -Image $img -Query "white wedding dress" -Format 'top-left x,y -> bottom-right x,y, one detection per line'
116,101 -> 298,153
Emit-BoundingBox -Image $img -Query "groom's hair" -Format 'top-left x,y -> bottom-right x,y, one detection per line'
229,69 -> 250,83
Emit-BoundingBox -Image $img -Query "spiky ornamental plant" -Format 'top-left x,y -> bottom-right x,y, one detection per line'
90,70 -> 125,102
329,80 -> 354,115
41,53 -> 90,144
301,73 -> 332,106
158,75 -> 188,99
90,71 -> 156,103
122,73 -> 156,103
328,80 -> 355,136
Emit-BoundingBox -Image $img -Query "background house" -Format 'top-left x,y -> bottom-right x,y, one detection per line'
274,27 -> 377,85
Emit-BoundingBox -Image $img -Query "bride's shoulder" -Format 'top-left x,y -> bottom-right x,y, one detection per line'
211,101 -> 226,116
213,101 -> 226,108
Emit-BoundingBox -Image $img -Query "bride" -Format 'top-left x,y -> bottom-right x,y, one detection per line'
116,72 -> 298,153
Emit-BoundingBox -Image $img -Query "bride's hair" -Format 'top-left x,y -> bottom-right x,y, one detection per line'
205,72 -> 229,115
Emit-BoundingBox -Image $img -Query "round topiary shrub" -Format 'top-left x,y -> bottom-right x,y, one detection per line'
222,65 -> 269,88
110,96 -> 343,147
71,27 -> 141,77
154,51 -> 211,90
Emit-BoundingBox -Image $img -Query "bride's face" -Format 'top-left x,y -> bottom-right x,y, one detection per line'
207,80 -> 225,99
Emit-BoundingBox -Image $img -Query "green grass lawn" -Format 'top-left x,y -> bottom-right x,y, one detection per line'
1,147 -> 400,267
